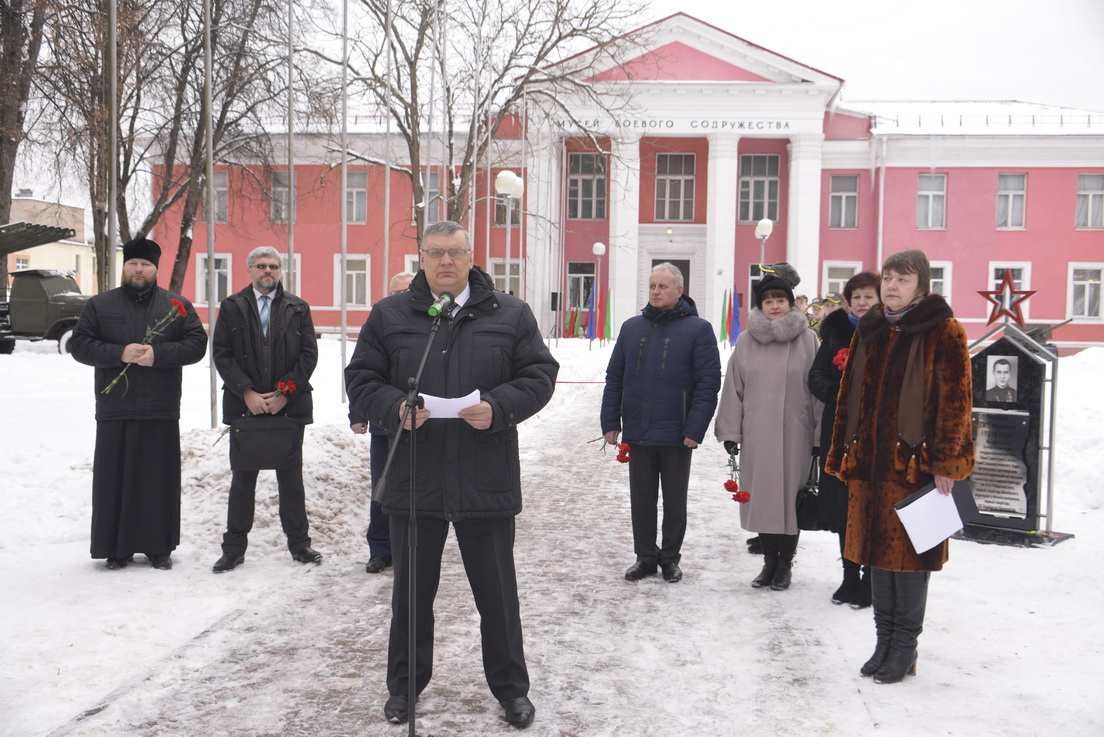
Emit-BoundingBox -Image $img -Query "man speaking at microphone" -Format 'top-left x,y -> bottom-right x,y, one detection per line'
345,220 -> 558,729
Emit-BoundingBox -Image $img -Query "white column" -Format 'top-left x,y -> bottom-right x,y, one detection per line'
786,133 -> 824,295
525,126 -> 561,336
706,133 -> 740,331
610,133 -> 641,334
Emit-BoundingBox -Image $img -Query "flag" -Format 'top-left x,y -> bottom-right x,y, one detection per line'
596,288 -> 606,340
718,289 -> 729,344
604,288 -> 612,341
566,307 -> 577,337
730,291 -> 741,345
585,283 -> 597,340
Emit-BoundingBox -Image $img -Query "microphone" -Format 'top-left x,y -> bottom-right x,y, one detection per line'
427,292 -> 455,318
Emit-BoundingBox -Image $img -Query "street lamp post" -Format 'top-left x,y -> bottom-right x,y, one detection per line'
754,217 -> 774,265
494,170 -> 524,294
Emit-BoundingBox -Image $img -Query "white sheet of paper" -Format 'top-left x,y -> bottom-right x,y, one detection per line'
895,485 -> 963,554
421,389 -> 481,419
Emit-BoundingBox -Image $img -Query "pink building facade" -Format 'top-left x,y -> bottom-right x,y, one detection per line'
162,13 -> 1104,348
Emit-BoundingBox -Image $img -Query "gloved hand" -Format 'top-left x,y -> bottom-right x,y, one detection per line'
724,441 -> 739,456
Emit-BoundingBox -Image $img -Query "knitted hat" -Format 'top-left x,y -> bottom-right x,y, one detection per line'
122,237 -> 161,267
754,274 -> 796,309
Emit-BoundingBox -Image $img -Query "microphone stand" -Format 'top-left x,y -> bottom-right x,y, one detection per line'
375,305 -> 448,737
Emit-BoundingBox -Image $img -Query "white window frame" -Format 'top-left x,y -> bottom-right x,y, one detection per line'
655,153 -> 696,222
15,256 -> 30,270
275,252 -> 302,295
822,260 -> 863,297
747,264 -> 764,307
567,153 -> 607,220
1076,174 -> 1104,229
567,261 -> 596,310
213,170 -> 229,224
489,258 -> 521,295
403,253 -> 420,275
929,260 -> 953,305
917,173 -> 947,230
996,173 -> 1026,230
271,172 -> 294,224
738,154 -> 781,224
346,171 -> 368,224
495,193 -> 521,228
988,261 -> 1032,321
419,169 -> 442,225
195,252 -> 233,307
828,175 -> 859,229
1067,261 -> 1104,321
333,253 -> 371,307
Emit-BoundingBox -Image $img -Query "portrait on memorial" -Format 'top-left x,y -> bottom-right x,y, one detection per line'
984,355 -> 1019,403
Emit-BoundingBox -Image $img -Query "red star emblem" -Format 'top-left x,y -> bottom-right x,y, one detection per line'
978,270 -> 1036,327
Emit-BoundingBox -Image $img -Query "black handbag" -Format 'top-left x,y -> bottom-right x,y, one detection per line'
229,414 -> 303,471
795,456 -> 822,531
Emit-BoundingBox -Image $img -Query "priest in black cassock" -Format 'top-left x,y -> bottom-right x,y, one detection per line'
70,238 -> 207,570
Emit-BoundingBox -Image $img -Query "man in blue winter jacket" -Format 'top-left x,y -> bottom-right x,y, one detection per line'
601,263 -> 721,583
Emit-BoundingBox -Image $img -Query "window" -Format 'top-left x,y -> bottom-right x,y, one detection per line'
568,153 -> 606,220
748,263 -> 765,304
655,153 -> 695,221
423,170 -> 442,225
567,262 -> 595,310
346,171 -> 367,224
996,174 -> 1025,229
213,171 -> 229,223
276,252 -> 302,295
271,172 -> 294,223
1069,264 -> 1103,320
739,154 -> 780,223
490,259 -> 520,295
989,261 -> 1032,319
15,256 -> 29,270
495,193 -> 521,226
1076,174 -> 1104,228
929,261 -> 953,304
823,261 -> 862,296
403,253 -> 420,275
335,254 -> 370,306
196,254 -> 231,305
917,174 -> 946,229
828,175 -> 858,228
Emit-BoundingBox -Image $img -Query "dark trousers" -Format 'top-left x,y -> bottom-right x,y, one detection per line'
366,433 -> 391,559
222,461 -> 311,556
387,514 -> 529,702
627,444 -> 692,566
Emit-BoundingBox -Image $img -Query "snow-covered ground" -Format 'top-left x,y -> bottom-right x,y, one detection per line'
2,336 -> 1102,737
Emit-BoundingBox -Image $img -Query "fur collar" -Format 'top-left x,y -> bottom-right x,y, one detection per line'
818,307 -> 855,345
747,308 -> 808,344
858,294 -> 953,341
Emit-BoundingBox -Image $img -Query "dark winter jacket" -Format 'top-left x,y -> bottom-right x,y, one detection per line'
70,285 -> 207,421
212,284 -> 318,425
601,296 -> 721,445
344,266 -> 558,520
807,308 -> 856,531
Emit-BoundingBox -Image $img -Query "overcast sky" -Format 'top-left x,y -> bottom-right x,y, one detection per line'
648,0 -> 1104,111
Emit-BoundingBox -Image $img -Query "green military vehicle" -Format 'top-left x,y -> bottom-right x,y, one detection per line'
0,222 -> 84,354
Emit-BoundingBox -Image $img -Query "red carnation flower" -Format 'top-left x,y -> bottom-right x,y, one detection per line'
170,297 -> 187,317
734,490 -> 751,504
276,379 -> 297,396
832,347 -> 850,371
618,442 -> 630,453
724,479 -> 738,492
616,453 -> 630,464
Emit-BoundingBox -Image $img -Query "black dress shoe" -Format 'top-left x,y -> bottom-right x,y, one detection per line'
291,547 -> 323,564
365,555 -> 392,574
105,555 -> 133,570
624,560 -> 657,581
383,693 -> 410,724
212,553 -> 245,573
148,553 -> 173,570
660,561 -> 682,583
500,696 -> 535,729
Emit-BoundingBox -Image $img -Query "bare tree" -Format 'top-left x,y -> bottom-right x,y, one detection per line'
307,0 -> 646,244
32,0 -> 333,293
0,0 -> 48,299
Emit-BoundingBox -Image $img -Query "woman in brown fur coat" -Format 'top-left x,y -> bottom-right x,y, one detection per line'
825,249 -> 974,685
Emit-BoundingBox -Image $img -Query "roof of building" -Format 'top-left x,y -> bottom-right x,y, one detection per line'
845,99 -> 1104,136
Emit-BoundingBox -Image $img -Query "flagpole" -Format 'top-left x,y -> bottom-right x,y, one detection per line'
339,0 -> 349,403
286,0 -> 296,292
382,0 -> 393,296
203,0 -> 218,429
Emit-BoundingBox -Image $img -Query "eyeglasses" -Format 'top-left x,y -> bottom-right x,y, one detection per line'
420,248 -> 470,261
252,263 -> 281,271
